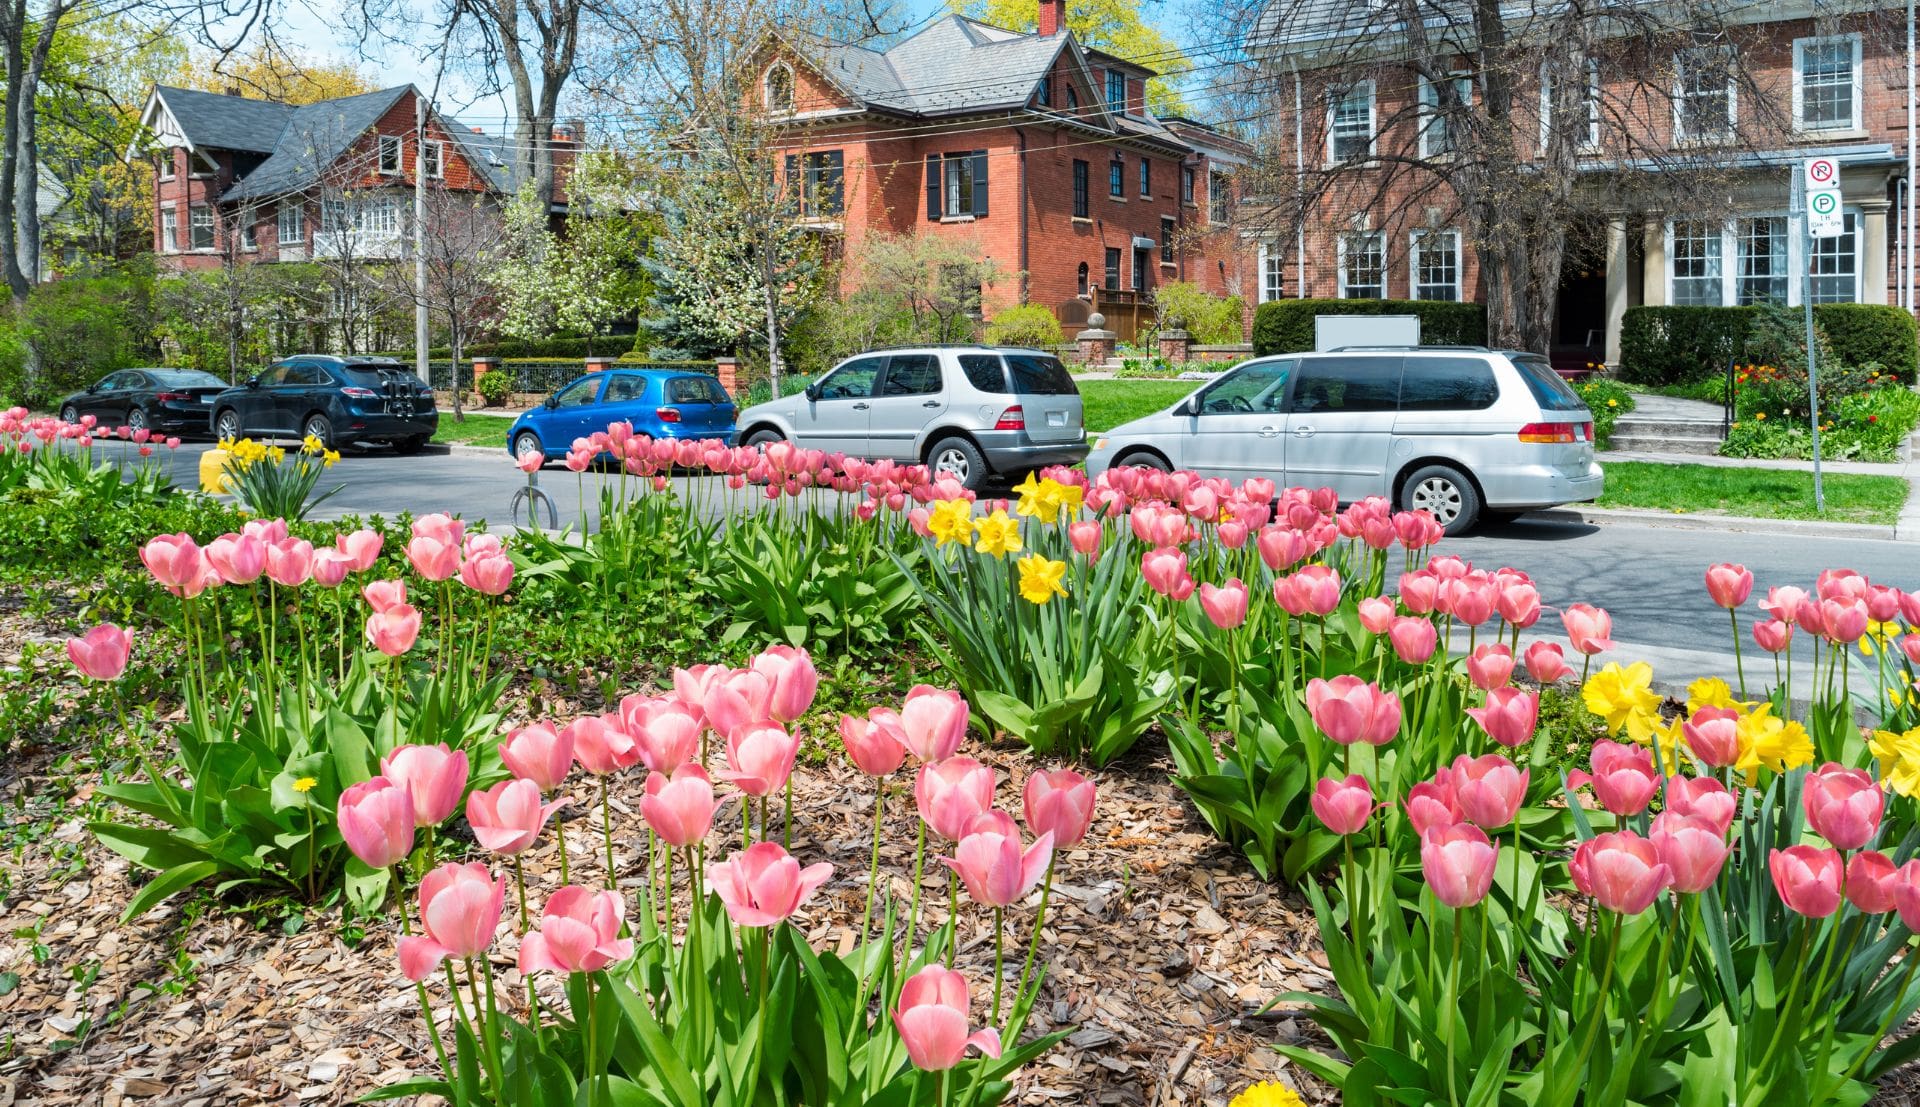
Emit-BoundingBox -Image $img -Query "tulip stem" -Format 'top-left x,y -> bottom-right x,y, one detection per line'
908,818 -> 927,958
512,855 -> 529,932
556,812 -> 571,885
584,972 -> 602,1107
1444,906 -> 1462,1107
664,845 -> 676,941
784,773 -> 794,850
992,906 -> 1005,1026
859,780 -> 886,949
1730,608 -> 1748,698
478,956 -> 505,1089
1750,923 -> 1816,1098
945,869 -> 959,968
601,776 -> 617,890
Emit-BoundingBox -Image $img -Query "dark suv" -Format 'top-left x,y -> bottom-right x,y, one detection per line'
210,356 -> 439,452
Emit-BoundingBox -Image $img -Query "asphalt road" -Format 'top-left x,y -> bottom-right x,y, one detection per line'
95,439 -> 1918,663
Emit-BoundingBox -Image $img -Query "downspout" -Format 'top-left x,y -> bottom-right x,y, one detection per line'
1016,126 -> 1029,304
1294,64 -> 1306,298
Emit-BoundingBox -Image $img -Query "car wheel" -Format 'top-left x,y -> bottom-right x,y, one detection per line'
215,409 -> 242,442
1113,449 -> 1172,473
394,435 -> 428,456
1402,463 -> 1481,536
127,407 -> 148,433
745,428 -> 784,450
927,436 -> 988,490
303,414 -> 335,450
512,431 -> 545,464
60,404 -> 79,424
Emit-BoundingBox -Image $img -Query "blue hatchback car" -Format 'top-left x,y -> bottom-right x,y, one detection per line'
508,369 -> 737,465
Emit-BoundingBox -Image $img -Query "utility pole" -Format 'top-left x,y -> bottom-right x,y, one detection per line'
414,90 -> 430,386
1907,0 -> 1914,313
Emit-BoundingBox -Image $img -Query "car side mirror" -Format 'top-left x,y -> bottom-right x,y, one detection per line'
1179,396 -> 1199,416
544,395 -> 560,409
804,383 -> 821,402
245,375 -> 260,389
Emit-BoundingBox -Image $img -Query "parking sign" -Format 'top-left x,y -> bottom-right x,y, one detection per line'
1805,157 -> 1844,238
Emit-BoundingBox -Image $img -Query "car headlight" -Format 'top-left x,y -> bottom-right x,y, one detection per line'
1092,437 -> 1108,451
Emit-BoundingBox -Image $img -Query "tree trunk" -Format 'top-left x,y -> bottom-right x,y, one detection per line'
761,238 -> 782,396
12,11 -> 53,297
0,0 -> 30,306
450,319 -> 465,422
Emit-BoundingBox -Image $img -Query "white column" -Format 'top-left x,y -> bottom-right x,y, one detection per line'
1862,201 -> 1890,305
1641,218 -> 1666,307
1605,217 -> 1629,366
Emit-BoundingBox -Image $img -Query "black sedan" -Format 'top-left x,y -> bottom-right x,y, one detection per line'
57,368 -> 229,436
209,355 -> 438,452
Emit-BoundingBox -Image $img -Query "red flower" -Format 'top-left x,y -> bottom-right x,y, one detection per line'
1868,415 -> 1879,424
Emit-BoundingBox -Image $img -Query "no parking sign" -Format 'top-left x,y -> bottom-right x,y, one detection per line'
1805,156 -> 1844,238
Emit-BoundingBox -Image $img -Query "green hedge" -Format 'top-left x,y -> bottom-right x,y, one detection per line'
373,336 -> 633,362
1619,304 -> 1918,386
1251,299 -> 1487,356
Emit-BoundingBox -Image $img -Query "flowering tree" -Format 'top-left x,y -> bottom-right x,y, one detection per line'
488,150 -> 655,352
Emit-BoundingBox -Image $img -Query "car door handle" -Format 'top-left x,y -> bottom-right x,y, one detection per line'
1256,425 -> 1282,438
853,402 -> 870,410
1292,425 -> 1316,438
922,400 -> 941,408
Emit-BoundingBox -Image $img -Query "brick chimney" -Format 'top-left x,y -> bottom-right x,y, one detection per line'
1038,0 -> 1064,36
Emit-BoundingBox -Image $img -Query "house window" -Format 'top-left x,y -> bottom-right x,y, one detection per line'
1103,247 -> 1121,290
1736,216 -> 1787,305
1670,220 -> 1722,305
1260,246 -> 1285,302
1065,86 -> 1078,110
1072,160 -> 1089,218
1077,262 -> 1089,296
424,140 -> 445,178
1139,157 -> 1150,198
1208,172 -> 1230,226
1037,74 -> 1051,107
1795,36 -> 1861,132
160,207 -> 178,252
1133,245 -> 1148,290
1161,216 -> 1176,263
189,204 -> 214,250
1811,213 -> 1859,303
925,152 -> 989,219
786,150 -> 844,216
1675,47 -> 1735,143
240,210 -> 257,251
1181,166 -> 1195,203
157,150 -> 175,181
359,196 -> 399,235
277,203 -> 304,244
1410,230 -> 1460,300
1109,158 -> 1124,198
378,134 -> 402,174
764,64 -> 794,113
1329,81 -> 1375,162
1540,57 -> 1602,150
1419,74 -> 1473,158
322,199 -> 349,234
1107,70 -> 1125,112
1339,231 -> 1385,298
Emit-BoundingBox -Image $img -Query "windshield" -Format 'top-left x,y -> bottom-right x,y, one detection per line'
1005,354 -> 1077,396
1511,355 -> 1589,413
149,369 -> 226,388
342,365 -> 424,388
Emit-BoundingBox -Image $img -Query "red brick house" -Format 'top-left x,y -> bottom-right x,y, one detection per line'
134,84 -> 568,270
758,1 -> 1252,340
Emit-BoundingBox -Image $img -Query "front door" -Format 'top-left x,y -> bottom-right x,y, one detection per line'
1281,354 -> 1404,503
1177,357 -> 1294,484
794,356 -> 884,454
865,353 -> 945,460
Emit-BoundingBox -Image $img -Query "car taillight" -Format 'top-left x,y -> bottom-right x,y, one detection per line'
656,407 -> 681,423
994,405 -> 1025,430
341,387 -> 378,399
1579,422 -> 1593,441
1518,422 -> 1577,444
154,392 -> 191,402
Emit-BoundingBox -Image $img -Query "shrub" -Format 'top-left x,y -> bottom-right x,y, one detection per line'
1575,377 -> 1635,448
984,303 -> 1066,348
1251,298 -> 1486,356
475,371 -> 513,406
1154,281 -> 1247,345
1617,305 -> 1751,386
1618,304 -> 1916,386
1816,303 -> 1918,383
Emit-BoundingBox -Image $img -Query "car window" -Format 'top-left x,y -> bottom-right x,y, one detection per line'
1510,355 -> 1589,412
1005,354 -> 1076,396
1399,356 -> 1499,411
282,364 -> 327,387
881,354 -> 943,396
1198,359 -> 1293,414
605,375 -> 648,403
959,354 -> 1008,393
150,370 -> 224,388
552,377 -> 602,408
819,358 -> 883,399
95,372 -> 127,391
667,376 -> 719,404
258,364 -> 293,387
122,371 -> 151,390
702,377 -> 731,403
1288,356 -> 1402,413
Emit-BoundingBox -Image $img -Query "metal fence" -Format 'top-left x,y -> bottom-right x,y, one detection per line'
426,359 -> 720,396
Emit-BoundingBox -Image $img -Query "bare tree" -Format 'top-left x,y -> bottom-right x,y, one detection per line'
377,183 -> 509,420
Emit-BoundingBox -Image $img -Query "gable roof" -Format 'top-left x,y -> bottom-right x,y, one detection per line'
799,16 -> 1084,118
144,85 -> 298,154
216,86 -> 414,201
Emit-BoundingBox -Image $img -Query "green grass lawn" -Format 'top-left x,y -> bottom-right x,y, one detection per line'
1596,461 -> 1909,526
432,413 -> 518,450
1078,379 -> 1197,432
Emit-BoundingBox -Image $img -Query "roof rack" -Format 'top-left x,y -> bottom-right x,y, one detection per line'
1324,345 -> 1491,353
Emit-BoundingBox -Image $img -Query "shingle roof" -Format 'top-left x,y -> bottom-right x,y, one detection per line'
803,16 -> 1069,117
217,86 -> 413,201
150,85 -> 297,153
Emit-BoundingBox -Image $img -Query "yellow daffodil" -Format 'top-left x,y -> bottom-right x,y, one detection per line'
1016,553 -> 1068,604
322,449 -> 341,468
1051,479 -> 1084,518
927,499 -> 974,548
1859,619 -> 1900,656
1228,1083 -> 1308,1107
292,776 -> 318,793
266,445 -> 287,465
1583,661 -> 1661,743
1870,727 -> 1920,798
1012,471 -> 1055,524
973,509 -> 1023,558
302,434 -> 326,455
1733,704 -> 1814,776
1685,676 -> 1752,714
1636,713 -> 1689,769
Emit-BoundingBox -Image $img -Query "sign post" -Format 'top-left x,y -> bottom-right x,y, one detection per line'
1801,157 -> 1840,513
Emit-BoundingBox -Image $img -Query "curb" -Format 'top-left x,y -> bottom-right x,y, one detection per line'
437,443 -> 508,459
1527,505 -> 1901,542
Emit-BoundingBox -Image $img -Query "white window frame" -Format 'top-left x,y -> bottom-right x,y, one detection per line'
1419,73 -> 1473,159
423,140 -> 445,179
1337,230 -> 1386,299
360,195 -> 400,235
159,206 -> 179,253
1538,57 -> 1601,153
1327,80 -> 1377,163
763,63 -> 794,113
1409,229 -> 1461,301
157,149 -> 176,182
1663,210 -> 1863,306
377,134 -> 402,175
188,204 -> 215,251
1792,34 -> 1863,134
1258,243 -> 1286,302
277,202 -> 304,244
1674,46 -> 1737,145
1208,172 -> 1231,226
239,208 -> 257,251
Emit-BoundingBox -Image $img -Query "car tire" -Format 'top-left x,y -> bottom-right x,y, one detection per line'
214,409 -> 242,442
1401,463 -> 1481,536
394,435 -> 428,456
1113,449 -> 1172,473
303,414 -> 335,450
744,428 -> 784,450
512,431 -> 544,464
127,407 -> 148,433
927,435 -> 988,490
60,404 -> 79,424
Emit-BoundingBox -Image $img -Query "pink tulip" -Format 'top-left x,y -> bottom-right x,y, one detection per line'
1405,775 -> 1463,835
1816,568 -> 1868,602
264,539 -> 313,587
66,623 -> 131,681
1821,598 -> 1869,644
1761,585 -> 1809,622
1311,774 -> 1373,836
703,668 -> 773,740
1452,754 -> 1527,830
406,536 -> 460,582
1388,616 -> 1438,663
619,698 -> 698,774
411,513 -> 465,549
1466,686 -> 1538,749
338,528 -> 384,571
311,549 -> 355,588
518,885 -> 633,974
1589,741 -> 1659,816
1444,578 -> 1497,626
1067,521 -> 1102,558
366,604 -> 422,656
1141,547 -> 1188,597
641,765 -> 717,848
1894,860 -> 1920,930
1770,845 -> 1844,918
336,777 -> 416,869
1496,580 -> 1542,627
1305,675 -> 1401,746
672,664 -> 727,719
749,645 -> 819,724
1571,831 -> 1671,914
1256,526 -> 1311,571
459,553 -> 515,596
1355,595 -> 1396,635
1199,578 -> 1250,630
1274,565 -> 1342,617
1650,813 -> 1729,894
465,778 -> 562,855
706,841 -> 832,927
381,743 -> 470,827
1422,823 -> 1497,908
1803,763 -> 1883,851
1467,644 -> 1515,691
1682,707 -> 1742,769
397,862 -> 505,980
364,578 -> 406,613
899,685 -> 970,763
915,756 -> 996,841
1023,769 -> 1096,847
840,709 -> 909,776
1704,563 -> 1754,609
942,826 -> 1054,907
892,965 -> 1003,1072
567,715 -> 640,776
718,723 -> 801,797
499,724 -> 574,793
206,533 -> 267,584
1561,603 -> 1614,655
141,533 -> 205,593
1523,641 -> 1574,683
1665,775 -> 1736,834
1846,850 -> 1898,914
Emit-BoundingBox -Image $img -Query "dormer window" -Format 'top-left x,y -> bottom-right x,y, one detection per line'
378,134 -> 402,174
1065,86 -> 1078,110
764,64 -> 795,113
1037,74 -> 1051,107
1106,70 -> 1125,112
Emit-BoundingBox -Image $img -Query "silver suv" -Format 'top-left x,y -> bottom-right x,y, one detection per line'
1083,347 -> 1604,534
735,346 -> 1088,488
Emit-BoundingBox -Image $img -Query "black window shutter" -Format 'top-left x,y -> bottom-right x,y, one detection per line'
971,151 -> 989,216
925,155 -> 941,219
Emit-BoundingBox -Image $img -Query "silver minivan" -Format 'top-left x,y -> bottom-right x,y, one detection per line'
735,346 -> 1088,488
1083,347 -> 1604,533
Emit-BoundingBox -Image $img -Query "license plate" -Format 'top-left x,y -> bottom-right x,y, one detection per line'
200,395 -> 214,403
1047,411 -> 1066,427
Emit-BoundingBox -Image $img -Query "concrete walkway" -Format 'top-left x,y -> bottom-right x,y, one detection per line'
1622,392 -> 1725,421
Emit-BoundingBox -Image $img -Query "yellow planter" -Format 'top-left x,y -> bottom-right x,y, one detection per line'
199,448 -> 235,495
